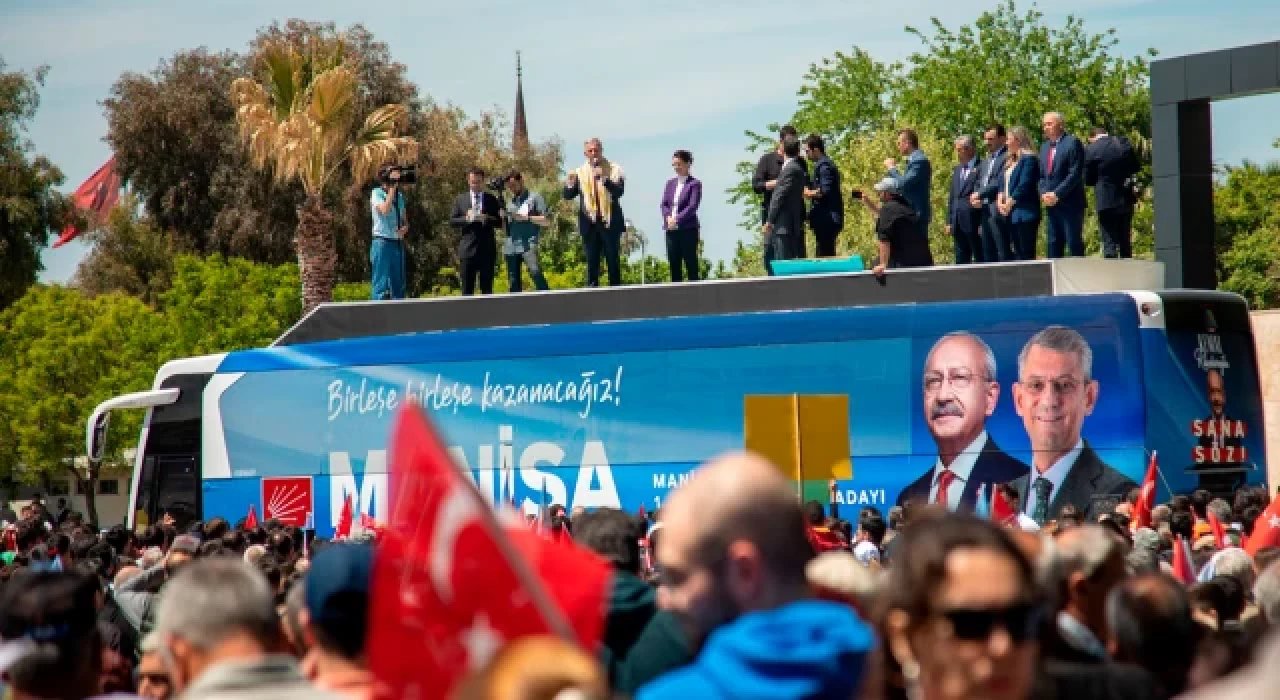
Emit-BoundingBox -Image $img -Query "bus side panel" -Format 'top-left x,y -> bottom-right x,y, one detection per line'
1141,296 -> 1267,498
206,294 -> 1151,536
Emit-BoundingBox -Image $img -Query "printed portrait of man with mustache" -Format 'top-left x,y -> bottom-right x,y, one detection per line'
896,331 -> 1028,512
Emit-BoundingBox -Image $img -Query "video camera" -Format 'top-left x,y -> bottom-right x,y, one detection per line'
379,163 -> 417,186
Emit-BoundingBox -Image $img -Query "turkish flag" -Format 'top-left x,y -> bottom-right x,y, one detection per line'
54,157 -> 122,248
368,403 -> 612,700
991,487 -> 1018,525
360,512 -> 378,530
334,494 -> 353,539
1131,453 -> 1158,531
244,505 -> 258,530
1172,535 -> 1196,585
1207,509 -> 1228,550
1245,498 -> 1280,557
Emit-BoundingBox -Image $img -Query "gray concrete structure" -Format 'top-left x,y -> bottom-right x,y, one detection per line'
1151,41 -> 1280,289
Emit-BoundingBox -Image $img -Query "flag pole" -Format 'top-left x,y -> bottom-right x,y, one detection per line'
1147,449 -> 1178,501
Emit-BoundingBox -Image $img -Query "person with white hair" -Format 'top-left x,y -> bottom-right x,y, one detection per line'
1253,559 -> 1280,624
153,558 -> 340,699
1045,524 -> 1127,664
1038,111 -> 1086,258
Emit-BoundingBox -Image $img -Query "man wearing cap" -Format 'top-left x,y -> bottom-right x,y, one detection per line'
859,177 -> 933,275
299,543 -> 375,698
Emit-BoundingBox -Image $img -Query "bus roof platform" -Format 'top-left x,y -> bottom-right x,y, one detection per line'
275,258 -> 1165,347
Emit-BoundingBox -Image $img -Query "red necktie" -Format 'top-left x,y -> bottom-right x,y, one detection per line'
1047,142 -> 1057,173
935,469 -> 956,508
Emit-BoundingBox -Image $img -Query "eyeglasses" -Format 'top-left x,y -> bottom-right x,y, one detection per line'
137,673 -> 170,685
1019,377 -> 1082,397
923,369 -> 989,392
939,602 -> 1040,642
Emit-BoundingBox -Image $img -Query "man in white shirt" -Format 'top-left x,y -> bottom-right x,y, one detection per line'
896,332 -> 1027,511
1008,326 -> 1137,524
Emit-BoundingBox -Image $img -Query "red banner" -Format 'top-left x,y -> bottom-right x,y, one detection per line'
261,476 -> 313,527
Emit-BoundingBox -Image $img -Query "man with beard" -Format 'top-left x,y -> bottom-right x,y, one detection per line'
638,452 -> 873,700
897,332 -> 1028,511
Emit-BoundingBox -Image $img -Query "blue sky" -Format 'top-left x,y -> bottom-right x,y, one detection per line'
4,0 -> 1279,282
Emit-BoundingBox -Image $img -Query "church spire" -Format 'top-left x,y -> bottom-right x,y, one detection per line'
513,51 -> 530,154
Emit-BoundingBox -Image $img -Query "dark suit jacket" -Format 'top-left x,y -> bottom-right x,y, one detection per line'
766,158 -> 807,239
895,436 -> 1029,511
975,146 -> 1009,222
448,190 -> 502,259
946,160 -> 983,237
1034,662 -> 1163,700
807,155 -> 844,235
1039,134 -> 1086,211
563,169 -> 626,235
1084,135 -> 1139,212
1004,154 -> 1043,225
1009,441 -> 1138,521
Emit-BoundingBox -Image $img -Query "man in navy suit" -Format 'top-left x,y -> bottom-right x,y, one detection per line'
946,136 -> 985,264
896,332 -> 1028,511
804,135 -> 844,257
971,124 -> 1016,261
1084,127 -> 1140,258
1039,112 -> 1086,258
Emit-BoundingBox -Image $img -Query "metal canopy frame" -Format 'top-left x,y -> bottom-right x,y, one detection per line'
1151,40 -> 1280,289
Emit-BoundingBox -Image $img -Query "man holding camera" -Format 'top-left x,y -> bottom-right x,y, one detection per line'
503,171 -> 550,292
564,138 -> 626,287
449,167 -> 503,295
859,177 -> 933,275
371,163 -> 411,300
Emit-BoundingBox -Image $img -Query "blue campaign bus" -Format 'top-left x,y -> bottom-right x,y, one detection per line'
87,260 -> 1267,535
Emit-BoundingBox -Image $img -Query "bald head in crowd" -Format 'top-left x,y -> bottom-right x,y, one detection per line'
655,452 -> 815,649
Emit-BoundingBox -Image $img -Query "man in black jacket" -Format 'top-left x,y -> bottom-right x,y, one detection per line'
448,167 -> 503,295
762,135 -> 808,270
1084,128 -> 1140,258
803,134 -> 843,257
572,508 -> 691,694
753,125 -> 807,274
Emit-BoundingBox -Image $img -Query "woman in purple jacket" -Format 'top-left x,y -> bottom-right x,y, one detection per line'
660,150 -> 703,282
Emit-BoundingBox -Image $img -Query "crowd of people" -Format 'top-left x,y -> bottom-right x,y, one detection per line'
367,111 -> 1139,299
2,457 -> 1277,699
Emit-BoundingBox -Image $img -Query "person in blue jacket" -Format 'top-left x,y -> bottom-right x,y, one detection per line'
997,127 -> 1043,261
885,128 -> 933,242
1038,112 -> 1086,258
636,452 -> 874,700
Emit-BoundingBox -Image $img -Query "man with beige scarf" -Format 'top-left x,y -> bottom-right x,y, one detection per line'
564,137 -> 627,287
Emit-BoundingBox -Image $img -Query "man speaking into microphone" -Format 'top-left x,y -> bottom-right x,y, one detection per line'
564,138 -> 626,287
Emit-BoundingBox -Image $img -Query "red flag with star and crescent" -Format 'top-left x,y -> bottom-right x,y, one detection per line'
1131,452 -> 1159,531
54,157 -> 122,248
368,403 -> 612,700
1245,497 -> 1280,557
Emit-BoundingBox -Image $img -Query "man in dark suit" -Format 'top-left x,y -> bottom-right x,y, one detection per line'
971,124 -> 1016,261
448,167 -> 502,295
1039,112 -> 1087,258
1008,326 -> 1137,523
762,134 -> 807,267
803,134 -> 843,257
896,332 -> 1027,511
1084,127 -> 1140,259
563,138 -> 626,287
947,136 -> 985,264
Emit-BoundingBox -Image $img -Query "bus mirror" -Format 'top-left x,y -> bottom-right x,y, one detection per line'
89,413 -> 110,463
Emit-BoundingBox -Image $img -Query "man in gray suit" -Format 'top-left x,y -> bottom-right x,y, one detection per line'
1008,326 -> 1136,524
762,134 -> 807,269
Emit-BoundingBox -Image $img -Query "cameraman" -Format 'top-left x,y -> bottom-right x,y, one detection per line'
371,162 -> 410,300
503,171 -> 550,292
859,177 -> 933,275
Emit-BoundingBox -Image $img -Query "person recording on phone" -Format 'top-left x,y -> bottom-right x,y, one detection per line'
502,170 -> 550,292
449,167 -> 503,296
371,162 -> 412,300
858,178 -> 933,276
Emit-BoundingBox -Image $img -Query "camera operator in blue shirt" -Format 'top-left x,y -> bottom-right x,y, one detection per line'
371,163 -> 411,300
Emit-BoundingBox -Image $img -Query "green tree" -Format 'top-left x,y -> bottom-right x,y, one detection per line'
72,197 -> 175,305
158,255 -> 302,356
0,286 -> 170,525
1214,162 -> 1280,308
0,59 -> 70,309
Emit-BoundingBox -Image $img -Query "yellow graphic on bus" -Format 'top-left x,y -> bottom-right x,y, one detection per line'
743,394 -> 852,500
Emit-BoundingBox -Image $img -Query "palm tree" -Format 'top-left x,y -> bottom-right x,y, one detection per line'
231,38 -> 417,311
